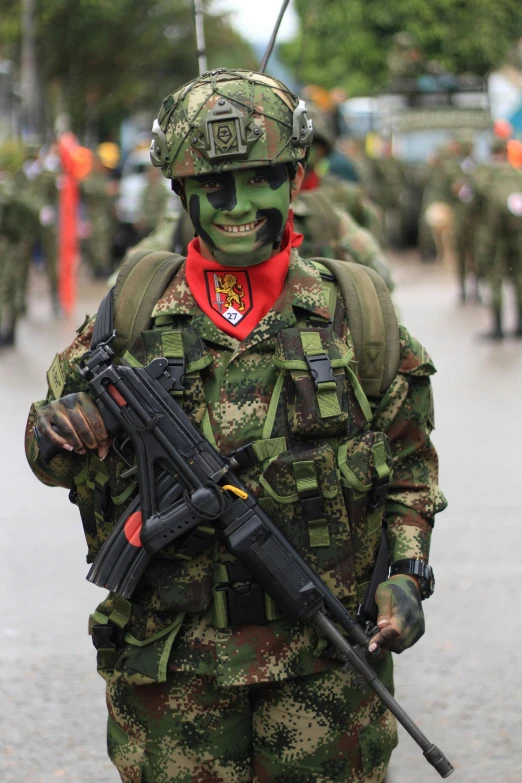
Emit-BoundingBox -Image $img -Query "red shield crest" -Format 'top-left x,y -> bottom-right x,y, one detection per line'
204,270 -> 253,327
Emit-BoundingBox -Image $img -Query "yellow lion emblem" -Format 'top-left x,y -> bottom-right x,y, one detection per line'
214,273 -> 245,311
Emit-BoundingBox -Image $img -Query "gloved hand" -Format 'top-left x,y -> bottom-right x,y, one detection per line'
368,574 -> 425,654
36,392 -> 110,459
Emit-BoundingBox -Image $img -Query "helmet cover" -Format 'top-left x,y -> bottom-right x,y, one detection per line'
150,69 -> 313,179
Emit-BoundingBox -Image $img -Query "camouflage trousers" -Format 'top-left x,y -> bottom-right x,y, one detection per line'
106,654 -> 397,783
487,255 -> 522,312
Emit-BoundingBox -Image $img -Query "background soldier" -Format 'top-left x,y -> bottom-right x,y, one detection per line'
479,145 -> 522,338
134,165 -> 171,239
81,152 -> 118,278
26,70 -> 445,783
0,146 -> 41,347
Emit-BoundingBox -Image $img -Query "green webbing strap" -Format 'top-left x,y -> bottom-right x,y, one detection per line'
356,581 -> 370,605
122,350 -> 143,367
202,408 -> 219,450
251,437 -> 287,464
111,481 -> 138,506
372,439 -> 390,482
299,332 -> 341,420
264,593 -> 281,622
186,353 -> 214,373
94,469 -> 109,523
154,314 -> 176,327
108,595 -> 133,630
310,258 -> 401,398
261,369 -> 285,440
293,460 -> 330,548
161,331 -> 183,358
293,460 -> 319,495
345,365 -> 373,423
273,354 -> 352,371
213,590 -> 229,629
337,442 -> 372,494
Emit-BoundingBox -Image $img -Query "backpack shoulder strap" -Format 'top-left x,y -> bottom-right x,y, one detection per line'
91,249 -> 185,356
311,258 -> 401,397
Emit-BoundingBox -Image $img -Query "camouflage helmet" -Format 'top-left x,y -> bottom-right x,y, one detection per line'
150,69 -> 313,179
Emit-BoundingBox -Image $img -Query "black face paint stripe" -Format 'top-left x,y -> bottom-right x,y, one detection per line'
254,207 -> 284,248
193,172 -> 237,211
254,164 -> 288,191
188,193 -> 217,249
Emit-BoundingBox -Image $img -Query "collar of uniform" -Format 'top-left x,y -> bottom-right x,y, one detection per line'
229,250 -> 331,359
150,251 -> 330,355
151,260 -> 241,350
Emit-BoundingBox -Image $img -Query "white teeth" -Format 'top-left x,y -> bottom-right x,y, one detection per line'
219,220 -> 261,233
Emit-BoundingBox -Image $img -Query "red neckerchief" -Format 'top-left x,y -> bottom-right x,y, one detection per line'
301,170 -> 320,191
185,218 -> 303,341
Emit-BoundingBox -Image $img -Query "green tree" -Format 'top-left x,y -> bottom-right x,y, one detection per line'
0,0 -> 256,140
282,0 -> 522,95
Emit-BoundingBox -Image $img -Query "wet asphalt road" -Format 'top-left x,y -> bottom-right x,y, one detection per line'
1,257 -> 521,783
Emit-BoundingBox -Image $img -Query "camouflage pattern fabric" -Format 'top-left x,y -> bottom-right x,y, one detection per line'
25,251 -> 445,780
151,70 -> 311,179
480,164 -> 522,313
293,189 -> 394,291
0,171 -> 40,336
106,654 -> 396,783
319,173 -> 384,244
136,175 -> 170,236
81,169 -> 115,275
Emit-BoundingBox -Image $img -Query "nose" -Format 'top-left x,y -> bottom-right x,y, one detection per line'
221,189 -> 252,217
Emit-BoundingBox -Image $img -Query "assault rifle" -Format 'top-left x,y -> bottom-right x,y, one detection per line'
35,338 -> 454,778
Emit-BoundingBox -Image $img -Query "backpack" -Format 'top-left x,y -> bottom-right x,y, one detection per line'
92,250 -> 400,399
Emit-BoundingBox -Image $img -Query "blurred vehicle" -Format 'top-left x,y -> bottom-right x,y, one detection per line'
114,147 -> 180,258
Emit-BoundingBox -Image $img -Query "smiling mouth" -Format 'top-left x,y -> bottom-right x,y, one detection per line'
215,218 -> 265,235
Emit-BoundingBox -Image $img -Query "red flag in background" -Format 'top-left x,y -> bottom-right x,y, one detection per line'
58,133 -> 92,317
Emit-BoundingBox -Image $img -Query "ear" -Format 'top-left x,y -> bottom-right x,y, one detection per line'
290,162 -> 305,203
171,178 -> 187,210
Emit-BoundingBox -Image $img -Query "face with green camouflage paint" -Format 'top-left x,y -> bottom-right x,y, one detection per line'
183,164 -> 294,267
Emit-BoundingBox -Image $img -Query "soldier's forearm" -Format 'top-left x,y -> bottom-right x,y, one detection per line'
386,504 -> 433,562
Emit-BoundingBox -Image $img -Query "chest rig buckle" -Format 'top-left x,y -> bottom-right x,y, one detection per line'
305,352 -> 335,388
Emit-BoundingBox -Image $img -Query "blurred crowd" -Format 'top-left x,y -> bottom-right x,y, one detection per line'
2,95 -> 522,348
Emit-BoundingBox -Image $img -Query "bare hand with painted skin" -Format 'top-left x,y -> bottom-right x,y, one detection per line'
368,574 -> 425,654
36,393 -> 110,460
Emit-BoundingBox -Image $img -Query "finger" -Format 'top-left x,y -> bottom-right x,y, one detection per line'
98,441 -> 111,460
38,409 -> 83,452
78,394 -> 109,446
376,584 -> 393,628
61,397 -> 99,451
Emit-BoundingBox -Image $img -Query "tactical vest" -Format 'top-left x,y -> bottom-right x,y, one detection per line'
78,250 -> 400,682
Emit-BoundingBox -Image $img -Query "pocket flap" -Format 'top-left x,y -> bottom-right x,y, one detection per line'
260,443 -> 339,503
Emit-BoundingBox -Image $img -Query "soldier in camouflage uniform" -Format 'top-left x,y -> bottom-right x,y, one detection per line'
135,165 -> 171,239
0,154 -> 41,347
467,139 -> 508,281
478,156 -> 522,338
81,154 -> 117,278
304,110 -> 384,243
25,70 -> 445,782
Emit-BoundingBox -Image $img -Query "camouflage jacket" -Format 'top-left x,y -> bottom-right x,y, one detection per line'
25,251 -> 445,688
480,164 -> 522,267
293,190 -> 394,291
